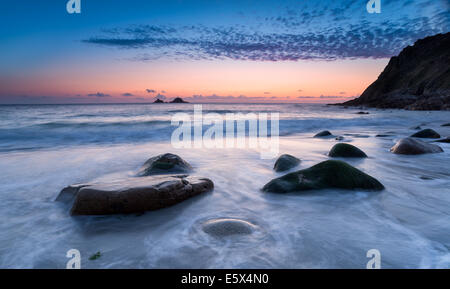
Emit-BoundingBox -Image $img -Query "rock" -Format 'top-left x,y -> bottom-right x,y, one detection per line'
57,175 -> 214,215
314,130 -> 333,137
434,136 -> 450,143
262,160 -> 384,193
328,143 -> 368,158
390,137 -> 443,155
138,153 -> 192,176
344,133 -> 370,138
153,99 -> 164,103
170,97 -> 189,103
337,33 -> 450,110
441,123 -> 450,126
356,111 -> 369,114
410,128 -> 441,138
273,154 -> 300,172
335,136 -> 344,141
411,126 -> 422,130
375,134 -> 393,137
202,218 -> 256,237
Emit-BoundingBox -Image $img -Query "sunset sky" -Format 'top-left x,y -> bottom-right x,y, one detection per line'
0,0 -> 448,103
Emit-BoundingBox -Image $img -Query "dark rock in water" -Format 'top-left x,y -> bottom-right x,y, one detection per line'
170,97 -> 189,103
410,128 -> 441,138
338,33 -> 450,110
411,126 -> 422,130
138,153 -> 192,176
262,160 -> 384,193
335,136 -> 344,141
56,175 -> 214,215
273,154 -> 300,172
390,137 -> 443,155
441,123 -> 450,127
434,136 -> 450,143
202,218 -> 256,237
314,130 -> 333,138
344,133 -> 370,138
375,134 -> 393,137
420,176 -> 433,180
153,99 -> 164,103
328,143 -> 368,158
356,111 -> 369,114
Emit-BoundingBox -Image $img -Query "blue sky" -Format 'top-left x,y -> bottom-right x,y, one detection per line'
0,0 -> 448,103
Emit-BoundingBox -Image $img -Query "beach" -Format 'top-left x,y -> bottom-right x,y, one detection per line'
0,103 -> 449,268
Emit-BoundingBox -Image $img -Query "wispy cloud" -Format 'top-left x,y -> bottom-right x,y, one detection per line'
82,1 -> 449,62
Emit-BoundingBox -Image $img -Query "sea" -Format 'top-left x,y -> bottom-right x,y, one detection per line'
0,103 -> 449,268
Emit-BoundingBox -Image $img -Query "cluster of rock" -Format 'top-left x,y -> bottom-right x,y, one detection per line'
56,153 -> 213,215
263,126 -> 448,194
56,124 -> 447,216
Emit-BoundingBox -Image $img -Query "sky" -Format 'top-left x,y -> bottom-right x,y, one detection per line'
0,0 -> 448,104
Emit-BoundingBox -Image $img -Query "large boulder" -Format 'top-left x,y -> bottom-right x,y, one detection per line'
390,137 -> 443,154
410,129 -> 441,138
273,154 -> 300,172
56,175 -> 213,215
314,130 -> 333,138
262,160 -> 384,193
138,153 -> 192,176
328,143 -> 367,158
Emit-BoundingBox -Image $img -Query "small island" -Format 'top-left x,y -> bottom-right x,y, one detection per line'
153,97 -> 189,104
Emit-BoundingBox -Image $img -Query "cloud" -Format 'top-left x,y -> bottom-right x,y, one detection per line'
146,89 -> 156,93
87,92 -> 110,97
264,92 -> 271,94
161,90 -> 167,93
82,1 -> 449,62
122,92 -> 134,96
155,93 -> 166,100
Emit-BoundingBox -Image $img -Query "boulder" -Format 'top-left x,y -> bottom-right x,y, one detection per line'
202,218 -> 256,237
441,123 -> 450,127
356,111 -> 369,114
410,128 -> 441,138
273,154 -> 300,172
390,137 -> 443,154
328,143 -> 368,158
314,130 -> 333,138
262,160 -> 384,193
56,175 -> 214,215
138,153 -> 192,176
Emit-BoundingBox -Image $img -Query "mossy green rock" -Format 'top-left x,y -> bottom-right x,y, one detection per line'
273,154 -> 301,172
328,143 -> 367,158
138,153 -> 192,176
262,160 -> 384,193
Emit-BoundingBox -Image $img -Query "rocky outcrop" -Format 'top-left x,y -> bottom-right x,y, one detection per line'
390,137 -> 443,154
57,175 -> 214,215
410,129 -> 441,138
170,97 -> 189,103
340,33 -> 450,110
328,143 -> 368,158
138,153 -> 192,176
262,160 -> 384,193
153,99 -> 164,103
273,154 -> 300,172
